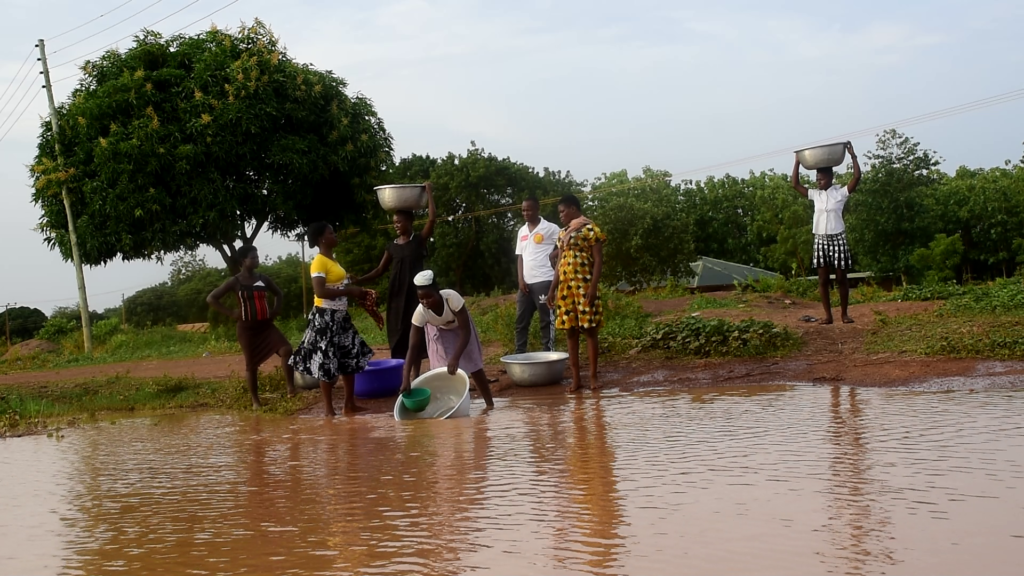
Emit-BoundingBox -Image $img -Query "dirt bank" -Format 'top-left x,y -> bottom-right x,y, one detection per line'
5,294 -> 1022,419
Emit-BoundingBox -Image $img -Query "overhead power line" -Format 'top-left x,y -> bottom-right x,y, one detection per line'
51,0 -> 235,70
0,46 -> 36,106
51,0 -> 165,55
0,64 -> 40,136
0,86 -> 42,144
48,0 -> 139,41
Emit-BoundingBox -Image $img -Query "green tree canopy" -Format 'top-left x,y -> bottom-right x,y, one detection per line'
32,20 -> 393,272
0,306 -> 48,342
589,167 -> 696,287
846,129 -> 944,281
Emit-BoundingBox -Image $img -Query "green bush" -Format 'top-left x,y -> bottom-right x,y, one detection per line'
91,317 -> 124,344
37,316 -> 79,343
634,316 -> 800,358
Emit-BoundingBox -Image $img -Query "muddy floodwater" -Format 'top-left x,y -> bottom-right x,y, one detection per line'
2,385 -> 1023,575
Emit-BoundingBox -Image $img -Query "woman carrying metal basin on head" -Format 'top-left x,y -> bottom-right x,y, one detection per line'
791,141 -> 862,325
352,182 -> 436,381
399,270 -> 495,408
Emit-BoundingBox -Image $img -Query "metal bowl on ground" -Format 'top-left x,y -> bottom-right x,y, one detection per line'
295,371 -> 337,391
355,359 -> 404,398
500,351 -> 569,387
795,142 -> 848,170
394,367 -> 471,420
375,184 -> 427,212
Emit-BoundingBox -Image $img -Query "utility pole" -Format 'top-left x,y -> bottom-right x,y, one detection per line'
38,39 -> 92,354
2,303 -> 15,349
121,294 -> 126,329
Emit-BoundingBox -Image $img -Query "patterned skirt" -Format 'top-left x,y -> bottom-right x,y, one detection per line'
288,307 -> 373,383
812,232 -> 853,270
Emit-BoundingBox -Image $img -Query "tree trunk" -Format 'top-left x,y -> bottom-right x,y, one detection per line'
215,243 -> 241,275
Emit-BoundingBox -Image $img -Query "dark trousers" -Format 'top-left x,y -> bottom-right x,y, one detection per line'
515,280 -> 554,354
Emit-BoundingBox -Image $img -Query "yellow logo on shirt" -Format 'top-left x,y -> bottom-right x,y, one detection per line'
532,233 -> 544,244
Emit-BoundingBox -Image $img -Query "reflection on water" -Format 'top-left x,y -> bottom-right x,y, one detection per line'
1,385 -> 1024,575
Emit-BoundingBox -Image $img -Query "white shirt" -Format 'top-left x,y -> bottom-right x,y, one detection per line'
411,289 -> 465,330
809,185 -> 850,235
515,218 -> 560,284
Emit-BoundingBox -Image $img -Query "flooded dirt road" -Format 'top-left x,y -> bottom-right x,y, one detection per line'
2,385 -> 1022,575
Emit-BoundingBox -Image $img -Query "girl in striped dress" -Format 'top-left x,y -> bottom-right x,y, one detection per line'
207,245 -> 296,409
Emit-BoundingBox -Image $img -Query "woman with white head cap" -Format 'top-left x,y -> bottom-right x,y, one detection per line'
400,270 -> 494,407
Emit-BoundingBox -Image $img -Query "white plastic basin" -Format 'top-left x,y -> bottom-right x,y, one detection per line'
394,367 -> 471,420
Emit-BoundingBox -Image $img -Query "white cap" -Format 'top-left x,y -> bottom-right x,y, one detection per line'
413,270 -> 435,286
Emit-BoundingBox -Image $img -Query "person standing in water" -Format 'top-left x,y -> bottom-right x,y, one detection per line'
290,222 -> 374,417
206,245 -> 296,409
400,270 -> 494,408
547,194 -> 606,392
514,195 -> 560,354
791,142 -> 862,325
354,182 -> 436,379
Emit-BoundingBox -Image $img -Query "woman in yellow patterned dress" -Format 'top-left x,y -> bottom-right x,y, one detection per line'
547,194 -> 606,392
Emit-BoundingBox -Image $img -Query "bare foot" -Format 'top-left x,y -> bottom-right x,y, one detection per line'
324,408 -> 337,417
343,404 -> 370,415
286,386 -> 297,398
819,317 -> 834,325
842,315 -> 855,324
252,399 -> 263,410
589,380 -> 601,391
567,382 -> 582,393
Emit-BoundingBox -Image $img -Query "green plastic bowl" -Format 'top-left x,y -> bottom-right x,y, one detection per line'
401,388 -> 431,413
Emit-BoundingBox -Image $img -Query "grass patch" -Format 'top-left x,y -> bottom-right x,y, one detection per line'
0,307 -> 388,375
632,316 -> 801,358
866,312 -> 1024,359
0,369 -> 311,437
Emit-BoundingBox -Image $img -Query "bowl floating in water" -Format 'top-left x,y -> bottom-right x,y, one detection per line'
795,142 -> 848,171
401,388 -> 431,412
375,184 -> 427,212
394,367 -> 471,420
500,351 -> 569,387
355,358 -> 404,398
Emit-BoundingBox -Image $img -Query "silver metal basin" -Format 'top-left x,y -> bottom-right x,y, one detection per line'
500,351 -> 569,387
294,372 -> 337,391
795,142 -> 847,170
375,184 -> 427,212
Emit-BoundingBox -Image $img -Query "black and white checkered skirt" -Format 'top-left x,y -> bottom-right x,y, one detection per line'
812,232 -> 852,270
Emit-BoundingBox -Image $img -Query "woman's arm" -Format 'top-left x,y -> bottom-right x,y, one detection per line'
846,142 -> 862,194
547,249 -> 560,308
791,157 -> 809,197
419,182 -> 438,241
263,275 -> 285,319
311,277 -> 365,301
587,241 -> 604,306
449,306 -> 474,375
353,250 -> 392,285
206,278 -> 239,320
401,325 -> 425,392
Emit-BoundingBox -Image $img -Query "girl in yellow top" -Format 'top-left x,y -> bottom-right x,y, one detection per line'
289,222 -> 374,417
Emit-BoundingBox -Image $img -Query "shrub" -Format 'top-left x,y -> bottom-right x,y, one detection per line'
634,316 -> 800,358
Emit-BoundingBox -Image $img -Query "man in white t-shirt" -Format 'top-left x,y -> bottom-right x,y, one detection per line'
514,195 -> 561,353
791,141 -> 862,325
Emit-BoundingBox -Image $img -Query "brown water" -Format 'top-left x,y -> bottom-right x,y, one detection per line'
2,385 -> 1023,576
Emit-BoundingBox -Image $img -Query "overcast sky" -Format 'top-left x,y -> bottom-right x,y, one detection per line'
1,0 -> 1022,312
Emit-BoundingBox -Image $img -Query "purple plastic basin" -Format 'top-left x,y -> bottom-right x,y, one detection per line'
355,359 -> 405,398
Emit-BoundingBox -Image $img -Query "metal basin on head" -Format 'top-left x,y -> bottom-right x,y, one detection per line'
375,184 -> 428,212
795,142 -> 847,170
